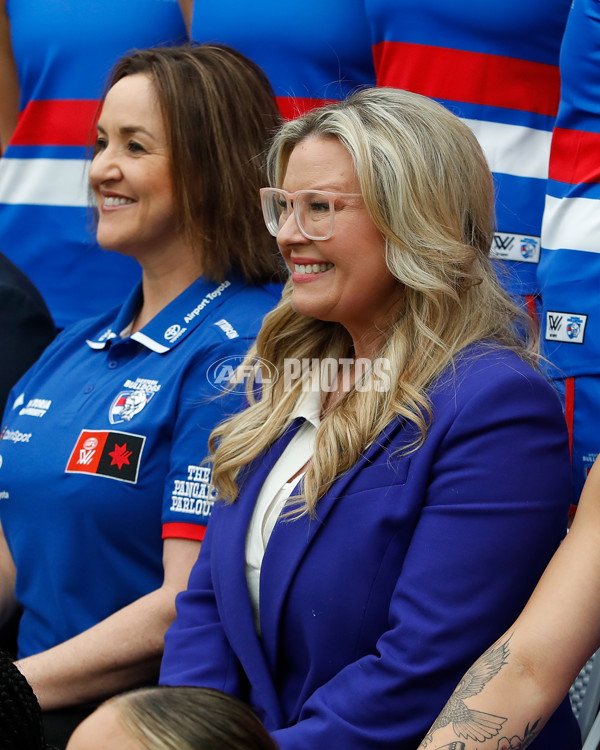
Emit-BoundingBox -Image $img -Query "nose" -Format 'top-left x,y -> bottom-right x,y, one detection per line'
88,146 -> 122,188
276,208 -> 309,247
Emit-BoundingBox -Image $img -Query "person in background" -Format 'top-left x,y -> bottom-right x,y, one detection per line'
0,250 -> 55,417
66,686 -> 279,750
538,0 -> 600,504
187,0 -> 375,119
0,0 -> 188,329
0,251 -> 56,657
417,455 -> 600,750
365,0 -> 570,316
160,87 -> 578,749
0,43 -> 283,748
0,651 -> 46,750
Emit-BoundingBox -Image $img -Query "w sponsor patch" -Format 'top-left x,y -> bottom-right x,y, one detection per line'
490,232 -> 540,264
545,311 -> 588,344
65,430 -> 145,483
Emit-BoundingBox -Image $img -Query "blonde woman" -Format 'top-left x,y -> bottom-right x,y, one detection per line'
160,88 -> 578,749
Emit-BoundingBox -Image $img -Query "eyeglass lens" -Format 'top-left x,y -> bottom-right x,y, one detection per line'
263,190 -> 334,241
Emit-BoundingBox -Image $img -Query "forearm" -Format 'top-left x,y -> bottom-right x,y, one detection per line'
16,584 -> 178,710
418,633 -> 558,750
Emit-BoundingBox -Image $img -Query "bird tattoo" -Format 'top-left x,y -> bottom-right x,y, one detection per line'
422,637 -> 510,747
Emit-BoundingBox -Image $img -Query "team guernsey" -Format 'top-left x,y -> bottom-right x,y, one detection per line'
366,0 -> 571,300
0,0 -> 187,328
190,0 -> 375,119
539,0 -> 600,495
0,276 -> 280,658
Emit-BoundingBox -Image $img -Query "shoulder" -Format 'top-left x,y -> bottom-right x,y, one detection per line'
435,342 -> 555,399
426,342 -> 565,433
204,282 -> 282,344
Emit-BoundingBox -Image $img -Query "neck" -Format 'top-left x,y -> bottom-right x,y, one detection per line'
133,250 -> 201,333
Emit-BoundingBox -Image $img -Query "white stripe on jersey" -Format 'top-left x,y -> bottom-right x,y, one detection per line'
0,158 -> 90,207
542,194 -> 600,254
463,118 -> 552,180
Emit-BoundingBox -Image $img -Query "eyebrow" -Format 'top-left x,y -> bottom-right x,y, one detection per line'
96,123 -> 156,140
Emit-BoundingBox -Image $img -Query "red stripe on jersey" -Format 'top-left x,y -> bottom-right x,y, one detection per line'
373,42 -> 560,117
276,96 -> 334,121
11,100 -> 100,146
564,376 -> 575,460
549,127 -> 600,185
162,522 -> 207,542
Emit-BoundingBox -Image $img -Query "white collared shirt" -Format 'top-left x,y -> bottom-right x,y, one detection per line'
245,387 -> 322,634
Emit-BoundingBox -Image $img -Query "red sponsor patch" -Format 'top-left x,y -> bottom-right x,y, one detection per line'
65,430 -> 145,483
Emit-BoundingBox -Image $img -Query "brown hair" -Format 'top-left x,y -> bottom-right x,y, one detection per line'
101,44 -> 285,284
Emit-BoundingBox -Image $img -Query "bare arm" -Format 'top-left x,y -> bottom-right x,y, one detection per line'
0,4 -> 19,150
177,0 -> 193,35
419,457 -> 600,750
16,537 -> 201,710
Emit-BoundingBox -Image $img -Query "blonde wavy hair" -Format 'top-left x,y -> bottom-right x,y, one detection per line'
209,87 -> 537,516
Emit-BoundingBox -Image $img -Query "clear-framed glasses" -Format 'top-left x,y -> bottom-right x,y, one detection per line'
260,187 -> 362,241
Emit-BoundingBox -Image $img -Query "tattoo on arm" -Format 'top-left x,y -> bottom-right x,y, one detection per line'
495,719 -> 541,750
422,636 -> 512,747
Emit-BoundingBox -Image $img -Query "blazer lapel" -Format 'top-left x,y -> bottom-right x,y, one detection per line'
259,415 -> 408,667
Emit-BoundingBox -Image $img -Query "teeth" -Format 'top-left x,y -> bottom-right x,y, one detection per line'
294,263 -> 334,274
104,196 -> 134,206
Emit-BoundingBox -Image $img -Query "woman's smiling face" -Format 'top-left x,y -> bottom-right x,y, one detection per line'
276,136 -> 404,355
89,73 -> 183,262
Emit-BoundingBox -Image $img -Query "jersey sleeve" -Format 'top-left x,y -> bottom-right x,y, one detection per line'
540,0 -> 600,375
160,338 -> 252,541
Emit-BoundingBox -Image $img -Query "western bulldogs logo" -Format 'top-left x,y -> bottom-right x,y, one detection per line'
109,390 -> 153,424
566,316 -> 583,340
520,237 -> 538,260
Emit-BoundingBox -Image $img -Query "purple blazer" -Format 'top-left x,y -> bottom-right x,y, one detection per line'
160,343 -> 579,750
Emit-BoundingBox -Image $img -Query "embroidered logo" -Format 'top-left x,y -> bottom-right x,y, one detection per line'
65,430 -> 145,483
109,389 -> 154,424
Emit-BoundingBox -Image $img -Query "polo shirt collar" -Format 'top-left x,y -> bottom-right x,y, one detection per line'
86,276 -> 243,353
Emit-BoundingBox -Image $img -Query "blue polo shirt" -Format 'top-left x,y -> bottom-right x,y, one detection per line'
0,276 -> 281,658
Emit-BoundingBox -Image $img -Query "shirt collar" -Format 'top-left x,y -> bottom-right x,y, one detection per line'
86,276 -> 243,353
291,387 -> 322,429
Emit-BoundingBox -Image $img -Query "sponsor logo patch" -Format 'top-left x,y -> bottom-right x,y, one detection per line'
66,430 -> 145,483
490,232 -> 540,264
545,311 -> 588,344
